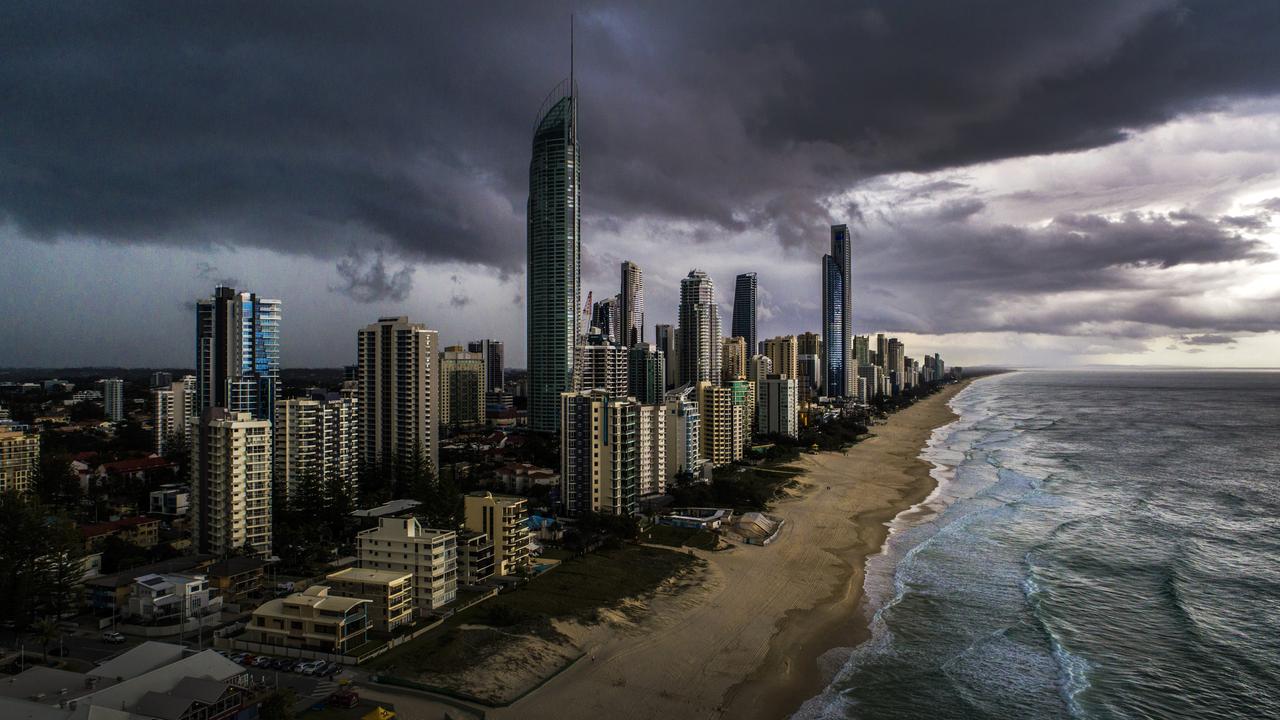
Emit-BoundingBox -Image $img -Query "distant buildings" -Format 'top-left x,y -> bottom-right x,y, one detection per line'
196,286 -> 280,424
627,342 -> 666,405
357,316 -> 440,479
678,270 -> 721,386
732,272 -> 758,355
273,392 -> 360,505
189,408 -> 272,558
465,492 -> 531,576
590,295 -> 621,344
440,345 -> 486,428
822,224 -> 854,398
102,378 -> 125,421
0,426 -> 39,494
152,375 -> 195,454
654,323 -> 678,391
764,335 -> 799,382
620,260 -> 645,346
467,339 -> 506,393
721,336 -> 747,382
527,82 -> 580,433
356,515 -> 458,613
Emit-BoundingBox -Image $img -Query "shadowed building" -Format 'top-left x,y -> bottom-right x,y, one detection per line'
732,272 -> 757,356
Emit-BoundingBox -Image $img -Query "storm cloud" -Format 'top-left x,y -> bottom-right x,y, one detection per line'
2,1 -> 1280,363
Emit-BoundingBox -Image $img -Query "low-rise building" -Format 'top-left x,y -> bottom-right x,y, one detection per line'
465,492 -> 531,576
325,567 -> 414,634
457,531 -> 495,587
492,462 -> 559,494
127,572 -> 222,622
205,557 -> 267,604
356,516 -> 458,613
246,585 -> 370,654
149,483 -> 190,518
80,515 -> 162,551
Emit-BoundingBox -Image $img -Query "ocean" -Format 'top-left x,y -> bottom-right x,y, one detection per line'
796,370 -> 1280,720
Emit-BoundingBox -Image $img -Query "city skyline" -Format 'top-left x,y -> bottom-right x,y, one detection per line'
3,3 -> 1280,369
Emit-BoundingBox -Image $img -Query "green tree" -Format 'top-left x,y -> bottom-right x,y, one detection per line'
33,617 -> 59,664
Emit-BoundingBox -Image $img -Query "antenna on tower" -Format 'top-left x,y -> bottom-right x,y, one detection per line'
570,14 -> 575,97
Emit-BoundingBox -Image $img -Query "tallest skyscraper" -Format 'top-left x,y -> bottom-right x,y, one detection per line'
822,224 -> 854,398
527,69 -> 581,432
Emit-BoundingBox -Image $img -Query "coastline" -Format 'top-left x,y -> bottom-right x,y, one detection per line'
489,379 -> 973,720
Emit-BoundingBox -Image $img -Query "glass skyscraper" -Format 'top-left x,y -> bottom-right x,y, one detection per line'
822,224 -> 853,398
196,286 -> 280,424
731,272 -> 757,355
527,80 -> 580,433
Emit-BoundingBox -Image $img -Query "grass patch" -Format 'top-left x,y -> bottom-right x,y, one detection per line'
641,524 -> 718,550
367,544 -> 701,677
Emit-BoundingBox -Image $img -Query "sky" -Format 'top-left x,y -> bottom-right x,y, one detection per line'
2,1 -> 1279,369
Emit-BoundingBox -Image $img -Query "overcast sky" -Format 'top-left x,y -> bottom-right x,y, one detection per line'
3,1 -> 1279,369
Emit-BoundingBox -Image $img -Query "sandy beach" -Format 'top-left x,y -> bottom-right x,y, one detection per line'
489,379 -> 972,720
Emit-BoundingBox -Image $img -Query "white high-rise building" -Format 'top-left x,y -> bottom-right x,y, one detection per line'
190,408 -> 272,558
274,391 -> 360,506
103,378 -> 125,421
638,403 -> 667,496
356,516 -> 458,613
577,336 -> 629,397
620,260 -> 645,347
678,270 -> 721,386
357,317 -> 440,479
153,375 -> 196,454
664,386 -> 702,482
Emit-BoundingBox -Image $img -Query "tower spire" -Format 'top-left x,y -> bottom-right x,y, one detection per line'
570,14 -> 575,98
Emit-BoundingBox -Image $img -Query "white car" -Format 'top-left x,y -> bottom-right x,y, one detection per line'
101,631 -> 126,644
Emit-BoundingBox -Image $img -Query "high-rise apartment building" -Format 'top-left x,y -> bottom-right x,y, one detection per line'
273,392 -> 360,506
620,261 -> 645,346
103,378 -> 124,422
888,338 -> 906,392
590,295 -> 621,343
721,336 -> 747,382
356,516 -> 458,613
763,335 -> 799,380
578,334 -> 629,398
467,339 -> 506,393
727,379 -> 756,440
638,404 -> 666,496
678,270 -> 721,386
0,428 -> 39,494
654,324 -> 678,391
747,354 -> 774,386
153,376 -> 196,454
196,286 -> 281,424
822,224 -> 854,398
853,335 -> 871,367
190,408 -> 272,558
731,272 -> 758,355
440,346 -> 486,428
527,82 -> 581,433
357,316 -> 440,479
628,342 -> 666,405
797,331 -> 823,358
758,376 -> 798,438
560,390 -> 640,517
876,334 -> 888,371
797,353 -> 822,405
697,381 -> 741,467
664,386 -> 702,482
465,492 -> 531,576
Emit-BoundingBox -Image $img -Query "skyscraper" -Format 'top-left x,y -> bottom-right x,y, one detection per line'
357,317 -> 440,479
628,342 -> 666,405
731,272 -> 757,355
654,324 -> 678,391
620,261 -> 645,347
561,390 -> 640,517
274,391 -> 360,505
440,346 -> 486,428
763,335 -> 799,380
678,270 -> 721,387
822,224 -> 853,398
527,80 -> 580,433
721,336 -> 747,382
467,339 -> 505,393
576,333 -> 628,398
190,408 -> 272,558
196,286 -> 281,424
590,295 -> 621,343
102,378 -> 124,421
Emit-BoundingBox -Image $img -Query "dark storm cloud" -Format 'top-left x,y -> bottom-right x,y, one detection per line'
332,249 -> 414,303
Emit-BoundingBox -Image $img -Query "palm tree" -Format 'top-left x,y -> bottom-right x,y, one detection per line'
33,617 -> 59,664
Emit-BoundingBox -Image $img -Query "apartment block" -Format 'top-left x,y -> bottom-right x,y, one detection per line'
758,376 -> 799,437
0,427 -> 40,494
273,392 -> 360,506
356,516 -> 458,613
465,492 -> 531,576
153,375 -> 195,454
697,381 -> 741,467
458,531 -> 496,587
190,409 -> 272,558
246,585 -> 370,654
325,567 -> 414,634
560,391 -> 640,517
638,403 -> 667,496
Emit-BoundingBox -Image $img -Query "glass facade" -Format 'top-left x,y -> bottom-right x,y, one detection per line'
822,225 -> 853,398
196,287 -> 280,424
527,85 -> 580,433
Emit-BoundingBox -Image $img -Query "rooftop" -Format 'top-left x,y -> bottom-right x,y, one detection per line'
326,567 -> 411,585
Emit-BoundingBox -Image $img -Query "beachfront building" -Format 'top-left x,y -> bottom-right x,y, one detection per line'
560,390 -> 641,517
246,585 -> 370,654
458,531 -> 496,587
325,567 -> 414,634
821,224 -> 854,398
758,376 -> 799,438
664,386 -> 703,482
698,381 -> 742,467
797,353 -> 822,405
465,492 -> 531,576
727,379 -> 756,440
356,516 -> 457,613
638,403 -> 667,496
747,354 -> 773,386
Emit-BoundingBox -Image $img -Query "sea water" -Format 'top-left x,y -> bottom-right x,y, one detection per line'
795,370 -> 1280,719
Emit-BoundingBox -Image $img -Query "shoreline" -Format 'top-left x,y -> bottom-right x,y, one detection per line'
488,379 -> 974,720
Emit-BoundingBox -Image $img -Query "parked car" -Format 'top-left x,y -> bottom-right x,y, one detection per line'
253,655 -> 274,667
302,660 -> 327,676
320,662 -> 340,676
328,690 -> 359,708
272,658 -> 292,670
291,660 -> 310,673
236,654 -> 255,665
230,653 -> 248,664
100,631 -> 125,644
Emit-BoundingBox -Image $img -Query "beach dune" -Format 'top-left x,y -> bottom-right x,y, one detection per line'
491,380 -> 970,720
